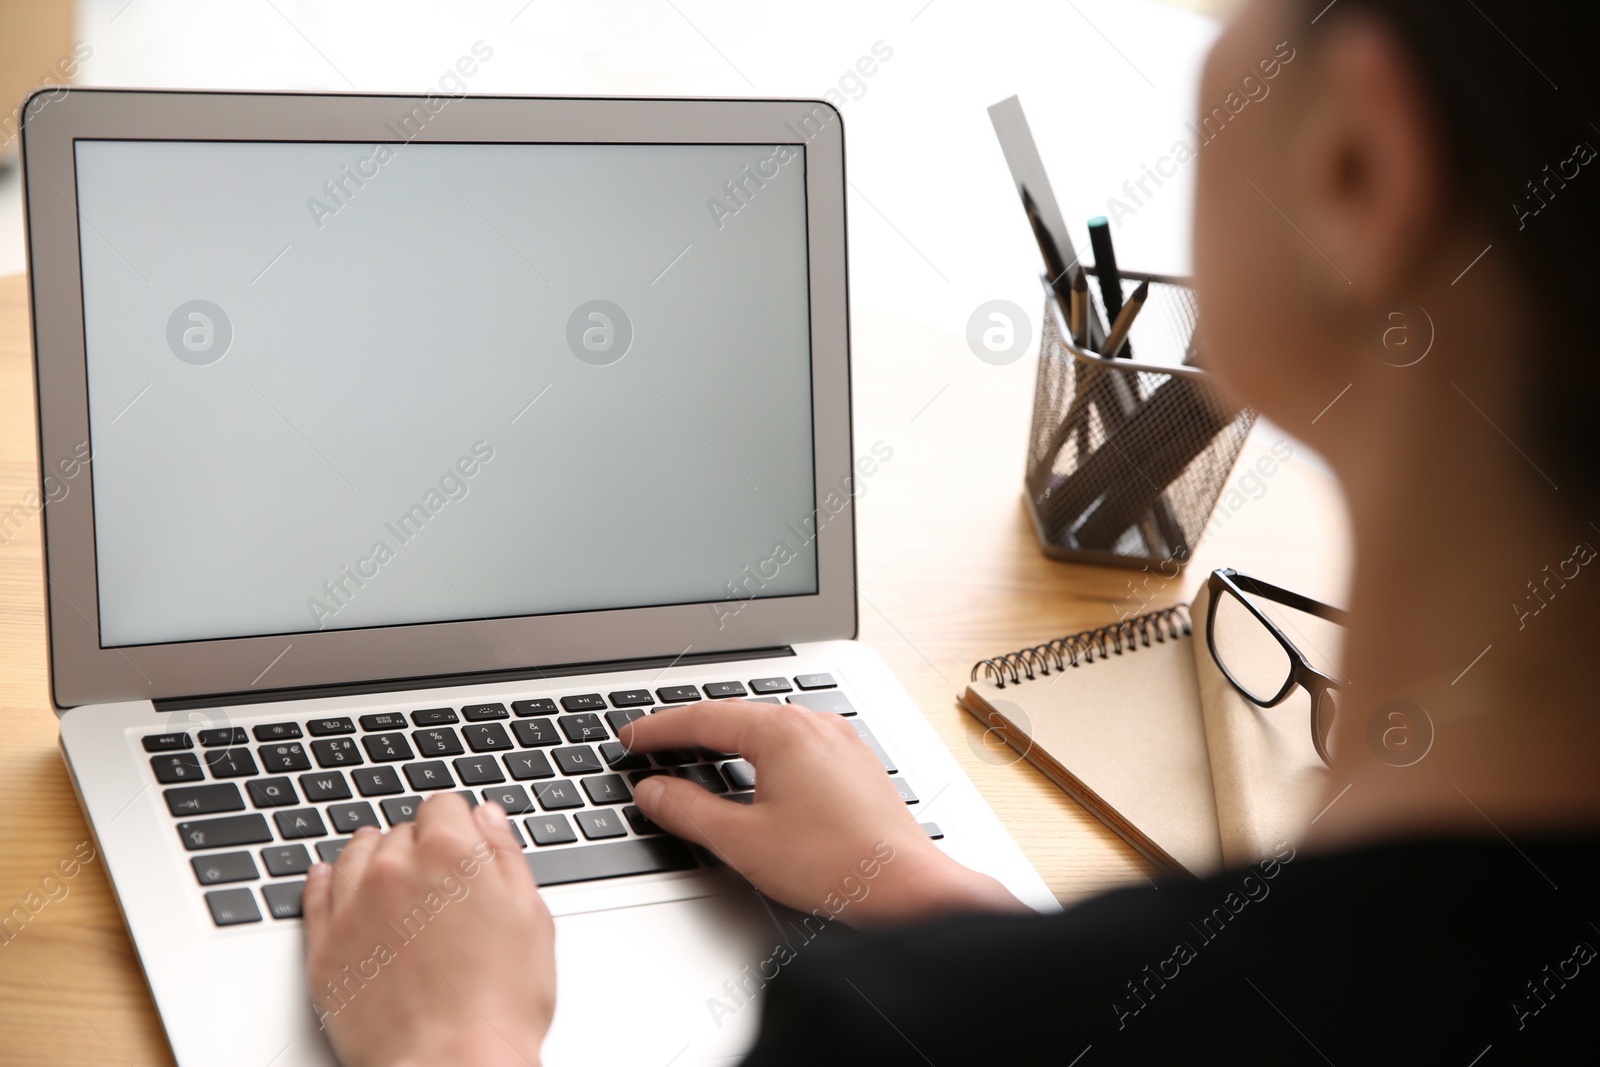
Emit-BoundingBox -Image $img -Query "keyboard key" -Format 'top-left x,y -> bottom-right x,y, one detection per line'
889,778 -> 918,804
164,783 -> 244,816
623,805 -> 663,835
652,748 -> 697,766
575,809 -> 628,840
512,718 -> 560,747
464,723 -> 513,752
316,839 -> 349,864
247,777 -> 298,808
481,784 -> 533,814
453,790 -> 480,809
328,802 -> 380,834
299,771 -> 351,802
504,750 -> 556,781
205,887 -> 261,926
412,727 -> 464,757
795,673 -> 836,690
608,689 -> 654,708
151,753 -> 204,783
721,759 -> 756,791
748,696 -> 781,705
191,851 -> 259,885
558,714 -> 608,743
311,738 -> 362,768
599,742 -> 649,771
352,766 -> 404,796
412,708 -> 459,726
405,761 -> 454,790
275,808 -> 329,839
532,780 -> 584,811
253,722 -> 302,742
177,813 -> 272,851
699,746 -> 737,762
143,731 -> 192,752
655,685 -> 701,703
198,727 -> 249,748
725,791 -> 755,804
703,681 -> 747,698
749,677 -> 792,695
381,796 -> 423,825
604,708 -> 646,737
553,746 -> 603,775
511,698 -> 558,717
261,844 -> 312,877
675,764 -> 728,794
204,748 -> 259,779
582,774 -> 632,805
525,838 -> 696,886
359,712 -> 409,731
262,880 -> 305,919
560,694 -> 606,712
362,732 -> 414,763
307,717 -> 356,736
462,702 -> 509,721
453,755 -> 506,786
851,720 -> 897,773
629,769 -> 670,785
525,814 -> 577,846
787,691 -> 856,716
507,821 -> 528,849
920,822 -> 944,840
259,742 -> 312,772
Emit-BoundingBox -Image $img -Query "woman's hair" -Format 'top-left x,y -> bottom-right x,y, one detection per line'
1311,1 -> 1599,505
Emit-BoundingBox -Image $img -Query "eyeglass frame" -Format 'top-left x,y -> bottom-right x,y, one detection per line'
1204,568 -> 1352,765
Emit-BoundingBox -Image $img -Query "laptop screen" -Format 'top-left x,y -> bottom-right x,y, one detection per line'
72,139 -> 819,648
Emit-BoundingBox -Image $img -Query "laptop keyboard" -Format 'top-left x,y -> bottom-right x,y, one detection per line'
142,672 -> 931,927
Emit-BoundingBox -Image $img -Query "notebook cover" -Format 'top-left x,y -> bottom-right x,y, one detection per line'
959,616 -> 1224,877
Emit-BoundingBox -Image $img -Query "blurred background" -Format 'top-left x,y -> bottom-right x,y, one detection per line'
3,0 -> 1232,340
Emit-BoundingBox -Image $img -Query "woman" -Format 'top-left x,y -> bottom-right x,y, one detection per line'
301,0 -> 1600,1061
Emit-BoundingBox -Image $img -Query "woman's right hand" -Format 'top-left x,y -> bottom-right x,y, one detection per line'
621,699 -> 1029,926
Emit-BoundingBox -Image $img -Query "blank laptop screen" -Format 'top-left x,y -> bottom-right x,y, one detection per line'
72,140 -> 818,647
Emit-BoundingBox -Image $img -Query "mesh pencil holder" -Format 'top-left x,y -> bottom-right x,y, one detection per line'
1025,268 -> 1254,568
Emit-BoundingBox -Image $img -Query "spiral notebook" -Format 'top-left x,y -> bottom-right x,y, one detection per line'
958,582 -> 1333,876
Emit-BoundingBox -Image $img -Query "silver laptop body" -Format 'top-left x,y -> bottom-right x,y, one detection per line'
23,88 -> 1057,1067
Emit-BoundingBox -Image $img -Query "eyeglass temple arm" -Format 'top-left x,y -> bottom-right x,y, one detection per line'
1225,572 -> 1352,627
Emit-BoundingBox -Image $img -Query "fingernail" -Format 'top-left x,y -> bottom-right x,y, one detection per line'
634,776 -> 663,804
476,800 -> 507,826
308,862 -> 330,880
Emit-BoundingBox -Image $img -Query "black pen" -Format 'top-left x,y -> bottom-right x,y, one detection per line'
1022,186 -> 1077,319
1087,216 -> 1133,358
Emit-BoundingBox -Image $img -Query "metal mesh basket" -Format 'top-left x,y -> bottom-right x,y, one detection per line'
1025,268 -> 1254,568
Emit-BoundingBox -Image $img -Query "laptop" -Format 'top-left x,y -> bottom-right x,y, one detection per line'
22,88 -> 1058,1067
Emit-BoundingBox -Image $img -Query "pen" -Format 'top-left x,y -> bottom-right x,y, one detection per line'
1022,186 -> 1077,319
1087,216 -> 1133,358
1100,279 -> 1149,359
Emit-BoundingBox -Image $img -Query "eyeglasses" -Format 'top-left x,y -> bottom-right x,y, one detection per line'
1205,568 -> 1351,766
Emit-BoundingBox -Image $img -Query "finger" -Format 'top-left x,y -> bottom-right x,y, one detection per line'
632,774 -> 748,857
302,861 -> 333,933
621,700 -> 774,760
414,791 -> 478,852
474,800 -> 536,890
331,824 -> 382,909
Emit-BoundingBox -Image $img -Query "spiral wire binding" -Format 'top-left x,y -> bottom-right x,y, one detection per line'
971,605 -> 1192,688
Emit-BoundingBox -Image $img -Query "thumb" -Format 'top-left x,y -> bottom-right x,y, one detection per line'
633,774 -> 746,855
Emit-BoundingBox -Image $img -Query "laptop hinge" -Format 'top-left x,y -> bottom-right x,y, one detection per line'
152,645 -> 796,713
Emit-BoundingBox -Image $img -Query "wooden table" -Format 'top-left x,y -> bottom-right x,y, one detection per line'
0,271 -> 1349,1064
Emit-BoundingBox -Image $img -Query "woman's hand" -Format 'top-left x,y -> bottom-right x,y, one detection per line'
622,699 -> 1028,927
302,795 -> 554,1067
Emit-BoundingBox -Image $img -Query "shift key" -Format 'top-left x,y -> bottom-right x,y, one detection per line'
176,813 -> 272,852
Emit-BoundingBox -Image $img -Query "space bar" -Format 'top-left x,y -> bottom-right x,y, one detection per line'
526,838 -> 698,886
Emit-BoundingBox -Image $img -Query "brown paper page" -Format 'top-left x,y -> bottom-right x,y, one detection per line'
1191,582 -> 1335,867
961,625 -> 1223,877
